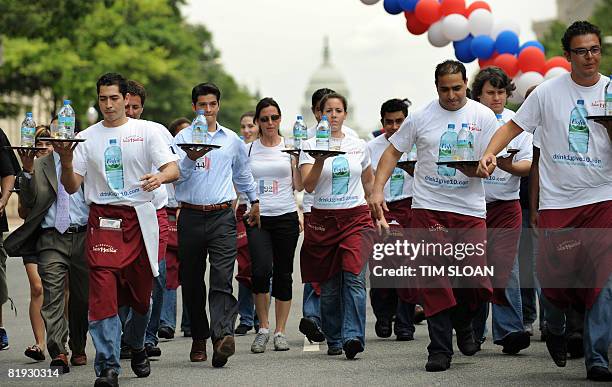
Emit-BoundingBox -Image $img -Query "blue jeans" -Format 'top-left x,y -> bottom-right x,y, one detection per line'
160,287 -> 177,330
302,283 -> 321,327
492,255 -> 526,342
320,267 -> 367,349
237,282 -> 255,327
145,259 -> 166,346
118,304 -> 152,351
90,315 -> 122,376
544,274 -> 612,370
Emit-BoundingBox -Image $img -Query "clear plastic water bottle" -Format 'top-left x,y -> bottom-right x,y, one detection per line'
315,115 -> 330,150
456,123 -> 475,160
292,115 -> 308,149
569,100 -> 589,153
496,113 -> 505,127
438,123 -> 457,177
192,110 -> 207,144
20,112 -> 36,147
104,138 -> 124,190
58,99 -> 76,139
407,144 -> 417,161
605,75 -> 612,116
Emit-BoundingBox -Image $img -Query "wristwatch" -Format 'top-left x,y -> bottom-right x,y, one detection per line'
250,199 -> 259,205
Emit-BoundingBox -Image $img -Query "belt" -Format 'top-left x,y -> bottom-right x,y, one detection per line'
181,201 -> 232,212
43,225 -> 87,234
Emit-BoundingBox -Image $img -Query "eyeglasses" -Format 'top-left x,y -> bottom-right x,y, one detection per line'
570,46 -> 601,57
259,114 -> 280,123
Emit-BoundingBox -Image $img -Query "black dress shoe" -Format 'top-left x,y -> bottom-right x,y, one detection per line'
234,324 -> 253,335
396,333 -> 414,342
130,348 -> 151,378
183,329 -> 192,338
566,332 -> 584,359
374,319 -> 392,338
145,343 -> 161,358
49,354 -> 70,374
299,318 -> 325,343
498,331 -> 531,355
327,347 -> 343,356
545,333 -> 567,367
212,336 -> 235,368
94,368 -> 119,387
425,353 -> 451,372
119,345 -> 131,359
587,366 -> 612,382
343,339 -> 364,360
158,326 -> 175,340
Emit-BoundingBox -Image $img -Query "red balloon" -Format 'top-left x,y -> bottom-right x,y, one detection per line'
544,56 -> 571,73
478,52 -> 499,68
440,0 -> 466,16
493,54 -> 519,78
518,46 -> 546,74
465,1 -> 491,16
415,0 -> 442,25
405,11 -> 430,35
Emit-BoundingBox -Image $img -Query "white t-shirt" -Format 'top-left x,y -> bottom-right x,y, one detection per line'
368,134 -> 413,202
512,73 -> 612,210
484,109 -> 533,203
299,135 -> 370,210
73,118 -> 178,207
302,125 -> 359,212
389,99 -> 498,219
246,138 -> 297,217
150,123 -> 176,209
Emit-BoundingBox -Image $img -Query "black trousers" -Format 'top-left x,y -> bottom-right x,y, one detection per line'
427,302 -> 475,357
246,212 -> 300,301
369,289 -> 415,335
178,208 -> 238,342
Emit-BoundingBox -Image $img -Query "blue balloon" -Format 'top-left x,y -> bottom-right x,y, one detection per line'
399,0 -> 419,12
470,35 -> 495,59
454,35 -> 476,63
495,31 -> 520,55
519,40 -> 545,54
383,0 -> 404,15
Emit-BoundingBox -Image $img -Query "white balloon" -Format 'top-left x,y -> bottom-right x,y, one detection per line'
442,14 -> 470,42
491,19 -> 521,39
468,9 -> 493,37
508,72 -> 525,104
545,67 -> 569,80
360,0 -> 380,4
428,21 -> 451,47
516,71 -> 544,99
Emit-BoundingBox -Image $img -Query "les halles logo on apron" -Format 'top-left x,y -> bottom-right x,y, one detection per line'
92,243 -> 118,254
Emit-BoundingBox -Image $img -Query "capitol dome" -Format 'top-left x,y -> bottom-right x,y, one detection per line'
300,37 -> 359,133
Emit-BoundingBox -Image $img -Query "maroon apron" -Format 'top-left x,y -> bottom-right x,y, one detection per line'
301,205 -> 374,284
86,204 -> 158,321
235,204 -> 253,288
302,212 -> 321,296
486,200 -> 522,305
411,209 -> 493,317
157,208 -> 169,263
538,200 -> 612,310
165,207 -> 180,290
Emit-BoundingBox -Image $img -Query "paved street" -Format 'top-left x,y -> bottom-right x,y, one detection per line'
0,238 -> 606,386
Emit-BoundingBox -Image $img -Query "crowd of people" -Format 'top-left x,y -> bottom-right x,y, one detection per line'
0,20 -> 610,386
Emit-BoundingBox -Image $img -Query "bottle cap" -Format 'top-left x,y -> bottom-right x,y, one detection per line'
64,99 -> 71,105
322,115 -> 328,120
448,123 -> 455,128
110,138 -> 117,144
297,115 -> 303,120
196,110 -> 205,115
26,112 -> 33,118
577,99 -> 584,105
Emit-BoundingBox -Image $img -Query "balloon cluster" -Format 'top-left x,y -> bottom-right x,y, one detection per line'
361,0 -> 572,101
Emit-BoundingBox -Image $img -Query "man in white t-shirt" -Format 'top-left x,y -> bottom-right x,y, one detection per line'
470,67 -> 533,355
371,60 -> 498,372
478,21 -> 612,382
53,73 -> 179,387
367,98 -> 418,341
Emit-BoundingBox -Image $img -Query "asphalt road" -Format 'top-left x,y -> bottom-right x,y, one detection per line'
0,243 -> 607,386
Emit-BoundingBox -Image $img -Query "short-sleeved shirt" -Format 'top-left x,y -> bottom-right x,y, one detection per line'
389,99 -> 498,219
368,134 -> 413,202
299,135 -> 370,210
512,73 -> 611,210
247,138 -> 297,217
73,118 -> 178,207
484,108 -> 533,203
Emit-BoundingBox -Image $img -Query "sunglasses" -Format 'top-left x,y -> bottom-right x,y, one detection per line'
259,114 -> 280,123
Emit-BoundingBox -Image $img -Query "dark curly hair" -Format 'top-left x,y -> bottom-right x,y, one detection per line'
471,66 -> 516,102
561,21 -> 601,53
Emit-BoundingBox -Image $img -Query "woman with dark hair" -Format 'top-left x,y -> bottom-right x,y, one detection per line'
239,111 -> 258,143
246,98 -> 303,353
298,93 -> 375,360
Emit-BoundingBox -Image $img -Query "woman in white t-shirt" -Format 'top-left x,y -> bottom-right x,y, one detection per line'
299,93 -> 375,360
246,98 -> 302,353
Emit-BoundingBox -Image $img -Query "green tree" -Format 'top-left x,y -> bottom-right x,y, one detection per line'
0,0 -> 255,129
